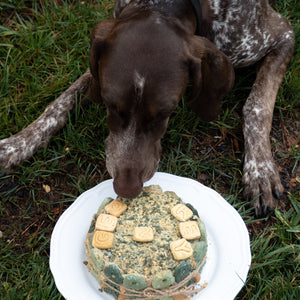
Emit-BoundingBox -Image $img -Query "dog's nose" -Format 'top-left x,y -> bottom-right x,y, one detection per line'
113,169 -> 143,199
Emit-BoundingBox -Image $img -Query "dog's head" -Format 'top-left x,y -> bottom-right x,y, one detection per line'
89,12 -> 234,198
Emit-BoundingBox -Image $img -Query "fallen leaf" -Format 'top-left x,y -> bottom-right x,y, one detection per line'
53,207 -> 60,215
43,184 -> 51,193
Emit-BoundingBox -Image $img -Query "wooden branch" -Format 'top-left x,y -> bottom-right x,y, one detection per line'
0,69 -> 92,170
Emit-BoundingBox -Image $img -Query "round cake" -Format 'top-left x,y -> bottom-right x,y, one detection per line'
85,185 -> 208,299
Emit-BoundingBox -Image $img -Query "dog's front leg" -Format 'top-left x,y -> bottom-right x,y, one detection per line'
0,70 -> 91,170
242,34 -> 294,216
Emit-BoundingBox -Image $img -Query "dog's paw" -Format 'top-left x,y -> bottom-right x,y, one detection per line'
243,157 -> 284,216
0,139 -> 20,170
0,135 -> 35,170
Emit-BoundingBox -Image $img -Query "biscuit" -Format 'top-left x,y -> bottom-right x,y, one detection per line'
179,221 -> 201,240
171,204 -> 193,221
104,199 -> 127,217
170,238 -> 193,260
92,230 -> 114,249
95,214 -> 118,232
133,227 -> 154,242
98,197 -> 113,212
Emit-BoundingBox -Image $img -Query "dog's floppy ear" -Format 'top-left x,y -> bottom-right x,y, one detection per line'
186,36 -> 234,121
89,19 -> 116,103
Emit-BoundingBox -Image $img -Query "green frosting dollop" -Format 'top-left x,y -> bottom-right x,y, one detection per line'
152,271 -> 175,290
174,261 -> 192,283
104,264 -> 123,284
123,274 -> 148,291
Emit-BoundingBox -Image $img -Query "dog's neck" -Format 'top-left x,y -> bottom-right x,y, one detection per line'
189,0 -> 202,35
116,0 -> 199,35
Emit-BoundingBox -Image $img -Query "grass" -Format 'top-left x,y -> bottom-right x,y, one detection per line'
0,0 -> 299,299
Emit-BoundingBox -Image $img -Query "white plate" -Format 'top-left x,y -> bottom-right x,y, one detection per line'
50,172 -> 251,300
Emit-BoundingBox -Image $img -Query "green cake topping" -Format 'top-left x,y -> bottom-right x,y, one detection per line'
85,185 -> 208,299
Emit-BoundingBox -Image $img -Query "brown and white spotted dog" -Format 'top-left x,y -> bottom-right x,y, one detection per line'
0,0 -> 294,216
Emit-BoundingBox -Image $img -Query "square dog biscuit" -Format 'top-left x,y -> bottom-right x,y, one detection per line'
170,238 -> 193,260
92,230 -> 114,249
133,227 -> 154,242
104,199 -> 127,217
95,214 -> 118,232
171,204 -> 193,221
179,221 -> 201,240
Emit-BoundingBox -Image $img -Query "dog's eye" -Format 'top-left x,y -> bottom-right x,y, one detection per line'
107,112 -> 121,132
152,110 -> 173,124
146,114 -> 169,135
104,101 -> 117,113
156,112 -> 170,121
106,106 -> 129,131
